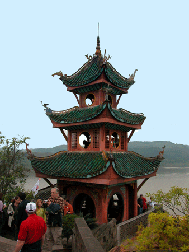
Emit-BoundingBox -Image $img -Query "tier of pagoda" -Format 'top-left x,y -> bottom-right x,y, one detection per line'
27,35 -> 164,224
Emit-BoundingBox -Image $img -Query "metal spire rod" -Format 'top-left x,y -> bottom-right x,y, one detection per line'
98,22 -> 99,37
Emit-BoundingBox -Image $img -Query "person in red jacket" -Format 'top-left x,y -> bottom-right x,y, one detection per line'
63,199 -> 73,216
142,195 -> 147,212
14,202 -> 47,252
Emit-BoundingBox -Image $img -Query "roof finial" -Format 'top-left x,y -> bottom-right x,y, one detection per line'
96,22 -> 101,56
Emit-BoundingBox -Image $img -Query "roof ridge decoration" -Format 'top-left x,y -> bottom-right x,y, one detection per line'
96,22 -> 101,56
51,36 -> 137,90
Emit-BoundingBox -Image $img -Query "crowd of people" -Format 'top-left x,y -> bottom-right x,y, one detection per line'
0,188 -> 74,252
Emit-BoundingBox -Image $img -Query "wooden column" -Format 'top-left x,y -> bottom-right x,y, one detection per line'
133,182 -> 138,217
68,130 -> 71,151
125,131 -> 128,151
96,188 -> 108,224
125,185 -> 129,220
123,185 -> 128,221
99,124 -> 105,151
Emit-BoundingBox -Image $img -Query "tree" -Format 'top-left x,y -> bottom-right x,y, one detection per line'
0,132 -> 30,200
146,186 -> 189,216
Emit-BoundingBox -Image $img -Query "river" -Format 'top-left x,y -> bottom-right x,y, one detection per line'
24,167 -> 189,196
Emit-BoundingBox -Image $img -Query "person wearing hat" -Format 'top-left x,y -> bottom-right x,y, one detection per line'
13,202 -> 47,252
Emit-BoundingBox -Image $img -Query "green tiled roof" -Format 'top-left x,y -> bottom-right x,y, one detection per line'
47,104 -> 106,124
28,151 -> 163,179
30,152 -> 107,178
112,152 -> 162,178
47,102 -> 145,125
108,104 -> 146,125
60,56 -> 103,87
59,55 -> 133,92
105,62 -> 134,89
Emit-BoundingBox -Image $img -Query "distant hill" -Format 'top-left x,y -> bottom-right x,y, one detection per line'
128,141 -> 189,167
23,141 -> 189,174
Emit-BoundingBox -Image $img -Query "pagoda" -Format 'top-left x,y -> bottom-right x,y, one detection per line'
27,34 -> 164,224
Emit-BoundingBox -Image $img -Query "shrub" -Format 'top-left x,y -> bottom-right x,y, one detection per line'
122,212 -> 189,251
62,214 -> 80,243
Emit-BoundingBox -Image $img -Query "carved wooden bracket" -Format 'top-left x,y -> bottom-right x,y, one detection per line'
60,128 -> 68,142
127,129 -> 135,143
116,94 -> 122,106
43,178 -> 54,188
137,178 -> 149,192
73,92 -> 80,106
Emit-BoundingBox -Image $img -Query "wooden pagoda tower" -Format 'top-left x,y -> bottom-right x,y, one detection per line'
27,35 -> 164,224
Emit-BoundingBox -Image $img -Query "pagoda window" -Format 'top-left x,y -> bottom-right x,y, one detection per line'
93,129 -> 99,148
105,130 -> 110,148
121,132 -> 125,150
79,132 -> 91,148
85,93 -> 95,106
111,132 -> 120,148
71,132 -> 77,149
108,95 -> 113,105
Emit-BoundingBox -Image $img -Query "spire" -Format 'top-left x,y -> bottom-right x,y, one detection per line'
96,23 -> 101,56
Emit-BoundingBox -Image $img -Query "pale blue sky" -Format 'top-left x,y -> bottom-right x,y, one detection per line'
1,1 -> 189,148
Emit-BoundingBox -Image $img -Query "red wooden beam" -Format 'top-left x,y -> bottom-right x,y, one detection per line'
137,178 -> 149,192
116,94 -> 122,106
73,92 -> 80,106
60,128 -> 68,142
127,129 -> 135,143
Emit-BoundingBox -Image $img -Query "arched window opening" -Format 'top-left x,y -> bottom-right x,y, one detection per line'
73,193 -> 96,218
107,193 -> 124,224
85,94 -> 95,106
79,132 -> 91,148
111,132 -> 120,148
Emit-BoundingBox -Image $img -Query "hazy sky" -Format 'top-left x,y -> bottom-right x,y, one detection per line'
1,1 -> 189,149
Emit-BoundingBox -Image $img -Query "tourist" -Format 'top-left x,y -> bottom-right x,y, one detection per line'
64,199 -> 73,215
143,195 -> 147,213
15,192 -> 30,238
13,202 -> 46,252
36,199 -> 46,222
137,194 -> 143,215
7,196 -> 21,233
45,187 -> 64,246
148,196 -> 156,209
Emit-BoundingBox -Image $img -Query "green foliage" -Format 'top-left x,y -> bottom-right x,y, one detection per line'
0,132 -> 30,198
62,214 -> 80,243
3,186 -> 36,204
122,212 -> 189,251
146,186 -> 189,216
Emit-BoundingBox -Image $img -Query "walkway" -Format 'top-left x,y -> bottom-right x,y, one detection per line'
0,236 -> 54,252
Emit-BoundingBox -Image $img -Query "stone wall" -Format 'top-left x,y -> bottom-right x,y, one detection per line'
92,218 -> 117,252
117,204 -> 163,245
72,217 -> 104,252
